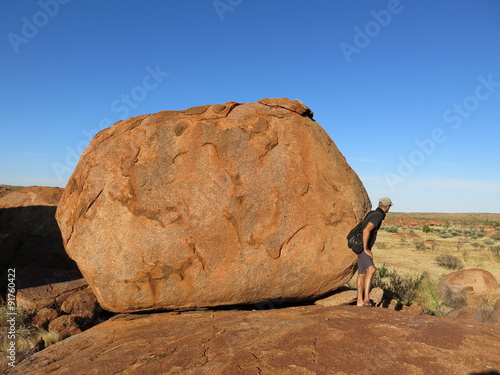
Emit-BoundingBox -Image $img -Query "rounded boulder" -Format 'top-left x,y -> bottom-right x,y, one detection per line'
438,268 -> 500,298
56,98 -> 370,312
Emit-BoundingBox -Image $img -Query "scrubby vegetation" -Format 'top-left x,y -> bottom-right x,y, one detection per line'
384,226 -> 399,233
373,264 -> 426,306
491,246 -> 500,261
0,303 -> 61,371
372,264 -> 447,316
435,254 -> 464,270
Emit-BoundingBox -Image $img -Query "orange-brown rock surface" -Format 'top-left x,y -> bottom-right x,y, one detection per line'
438,269 -> 500,296
0,186 -> 63,208
56,98 -> 370,312
10,305 -> 500,374
437,269 -> 500,325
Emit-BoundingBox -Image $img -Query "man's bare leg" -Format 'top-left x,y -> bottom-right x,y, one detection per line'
363,265 -> 376,305
356,273 -> 366,306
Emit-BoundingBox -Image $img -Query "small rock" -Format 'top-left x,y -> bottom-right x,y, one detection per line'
370,287 -> 384,306
315,288 -> 357,306
16,277 -> 87,314
403,303 -> 424,316
48,315 -> 83,339
61,287 -> 100,320
32,307 -> 59,329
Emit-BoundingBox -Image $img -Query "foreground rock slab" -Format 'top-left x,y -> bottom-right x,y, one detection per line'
12,306 -> 500,375
56,98 -> 370,312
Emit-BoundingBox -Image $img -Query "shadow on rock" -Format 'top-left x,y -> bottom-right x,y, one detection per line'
0,205 -> 81,292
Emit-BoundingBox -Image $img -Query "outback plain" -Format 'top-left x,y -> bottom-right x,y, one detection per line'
375,211 -> 500,282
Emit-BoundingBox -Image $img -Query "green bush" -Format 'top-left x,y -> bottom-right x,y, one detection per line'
435,254 -> 464,270
373,266 -> 447,315
471,241 -> 485,250
484,239 -> 494,246
414,241 -> 427,251
373,265 -> 426,306
490,246 -> 500,260
439,232 -> 453,239
414,276 -> 447,316
385,226 -> 399,233
490,234 -> 500,241
455,240 -> 467,251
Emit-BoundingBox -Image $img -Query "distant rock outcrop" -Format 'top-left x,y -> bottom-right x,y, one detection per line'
10,305 -> 500,374
0,186 -> 80,290
56,98 -> 370,313
0,185 -> 24,199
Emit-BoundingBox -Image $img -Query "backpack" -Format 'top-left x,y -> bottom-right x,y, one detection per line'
347,211 -> 376,254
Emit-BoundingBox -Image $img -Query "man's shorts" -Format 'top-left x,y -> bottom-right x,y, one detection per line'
357,251 -> 375,274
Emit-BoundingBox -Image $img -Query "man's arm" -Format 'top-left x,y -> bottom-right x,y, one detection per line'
363,222 -> 376,257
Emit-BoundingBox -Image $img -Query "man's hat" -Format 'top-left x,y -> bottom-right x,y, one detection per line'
379,197 -> 393,206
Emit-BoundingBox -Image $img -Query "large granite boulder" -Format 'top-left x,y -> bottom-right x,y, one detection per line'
56,98 -> 370,312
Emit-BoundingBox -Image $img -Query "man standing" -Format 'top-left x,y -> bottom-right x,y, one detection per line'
356,197 -> 393,307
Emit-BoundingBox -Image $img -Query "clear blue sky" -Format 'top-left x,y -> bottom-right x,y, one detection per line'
1,0 -> 499,212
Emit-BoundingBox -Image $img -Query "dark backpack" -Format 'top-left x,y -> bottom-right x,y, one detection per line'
347,211 -> 376,254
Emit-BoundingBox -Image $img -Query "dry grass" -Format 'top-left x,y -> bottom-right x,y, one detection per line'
0,305 -> 62,371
